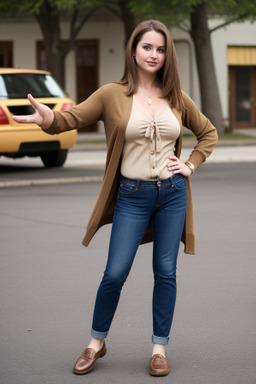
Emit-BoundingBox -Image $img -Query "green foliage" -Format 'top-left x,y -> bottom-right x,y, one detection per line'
208,0 -> 256,23
129,0 -> 256,28
129,0 -> 198,26
0,0 -> 43,14
2,0 -> 256,23
54,0 -> 102,11
0,0 -> 101,15
209,0 -> 256,15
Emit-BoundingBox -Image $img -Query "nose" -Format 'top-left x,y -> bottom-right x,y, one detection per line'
150,49 -> 157,58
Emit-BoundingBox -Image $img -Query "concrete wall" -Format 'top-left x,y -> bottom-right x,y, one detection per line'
211,20 -> 256,118
1,17 -> 256,122
171,20 -> 256,120
0,19 -> 124,102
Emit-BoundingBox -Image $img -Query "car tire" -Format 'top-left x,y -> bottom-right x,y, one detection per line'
40,149 -> 68,167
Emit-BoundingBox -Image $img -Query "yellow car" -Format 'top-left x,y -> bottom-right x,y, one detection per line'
0,68 -> 77,167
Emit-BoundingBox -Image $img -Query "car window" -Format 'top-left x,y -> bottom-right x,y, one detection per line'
0,73 -> 66,99
0,75 -> 8,99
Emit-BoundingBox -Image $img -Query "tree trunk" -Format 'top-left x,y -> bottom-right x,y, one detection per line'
118,0 -> 137,47
35,0 -> 67,88
190,2 -> 224,134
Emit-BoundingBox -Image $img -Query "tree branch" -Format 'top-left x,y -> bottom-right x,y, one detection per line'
177,24 -> 190,33
209,13 -> 249,33
64,8 -> 97,54
69,10 -> 79,42
74,8 -> 97,36
103,4 -> 121,19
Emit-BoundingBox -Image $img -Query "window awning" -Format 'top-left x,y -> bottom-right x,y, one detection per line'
228,46 -> 256,65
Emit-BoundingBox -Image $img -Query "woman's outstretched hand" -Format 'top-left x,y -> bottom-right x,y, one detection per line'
167,155 -> 192,176
12,94 -> 54,130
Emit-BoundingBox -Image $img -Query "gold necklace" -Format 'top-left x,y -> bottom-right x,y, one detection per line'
139,87 -> 153,105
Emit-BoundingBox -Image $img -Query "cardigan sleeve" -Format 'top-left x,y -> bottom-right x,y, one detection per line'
181,91 -> 218,171
43,86 -> 106,135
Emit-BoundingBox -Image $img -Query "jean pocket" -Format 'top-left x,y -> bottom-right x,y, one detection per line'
172,175 -> 187,191
119,182 -> 137,195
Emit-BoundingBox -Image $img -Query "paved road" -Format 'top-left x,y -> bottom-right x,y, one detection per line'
1,143 -> 256,188
0,149 -> 105,188
0,163 -> 256,384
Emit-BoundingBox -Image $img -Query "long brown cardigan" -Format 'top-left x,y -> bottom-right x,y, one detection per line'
46,83 -> 218,254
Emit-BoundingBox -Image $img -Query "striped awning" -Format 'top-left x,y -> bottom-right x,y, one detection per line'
228,46 -> 256,65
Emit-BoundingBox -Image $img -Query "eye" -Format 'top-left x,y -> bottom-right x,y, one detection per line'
143,45 -> 151,51
157,48 -> 165,53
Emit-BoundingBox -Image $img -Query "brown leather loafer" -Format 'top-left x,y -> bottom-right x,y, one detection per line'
73,342 -> 107,375
149,354 -> 170,376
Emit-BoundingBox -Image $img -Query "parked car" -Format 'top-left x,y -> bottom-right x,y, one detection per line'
0,68 -> 77,167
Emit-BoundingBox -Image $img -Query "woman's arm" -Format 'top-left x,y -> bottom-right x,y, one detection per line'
181,91 -> 218,172
166,92 -> 218,176
12,86 -> 106,135
12,94 -> 54,130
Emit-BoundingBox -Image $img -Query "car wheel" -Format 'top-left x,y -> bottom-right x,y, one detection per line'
40,149 -> 68,167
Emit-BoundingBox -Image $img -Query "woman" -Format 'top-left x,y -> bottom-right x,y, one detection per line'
13,20 -> 218,377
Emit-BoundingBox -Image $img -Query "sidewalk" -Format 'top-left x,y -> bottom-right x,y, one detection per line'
1,131 -> 255,189
72,131 -> 256,164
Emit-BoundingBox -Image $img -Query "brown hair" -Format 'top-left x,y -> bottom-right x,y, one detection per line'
119,20 -> 183,110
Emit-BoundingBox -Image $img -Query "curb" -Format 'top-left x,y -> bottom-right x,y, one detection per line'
1,139 -> 256,189
0,176 -> 103,189
72,139 -> 256,152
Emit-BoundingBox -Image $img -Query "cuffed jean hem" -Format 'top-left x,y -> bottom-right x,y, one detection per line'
91,328 -> 108,339
152,335 -> 169,345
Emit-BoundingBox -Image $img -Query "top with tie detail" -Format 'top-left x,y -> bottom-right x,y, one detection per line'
45,83 -> 218,253
121,96 -> 181,181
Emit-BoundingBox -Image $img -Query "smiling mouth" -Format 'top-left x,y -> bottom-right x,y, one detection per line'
147,62 -> 157,65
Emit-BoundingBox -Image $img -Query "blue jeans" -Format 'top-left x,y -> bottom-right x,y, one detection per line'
91,174 -> 187,345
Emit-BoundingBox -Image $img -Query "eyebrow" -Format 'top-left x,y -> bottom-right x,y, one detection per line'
141,42 -> 165,48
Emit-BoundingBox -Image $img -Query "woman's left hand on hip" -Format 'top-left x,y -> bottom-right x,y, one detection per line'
167,156 -> 192,176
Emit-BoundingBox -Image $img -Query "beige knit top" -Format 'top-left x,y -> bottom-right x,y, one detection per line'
121,98 -> 180,180
44,84 -> 218,254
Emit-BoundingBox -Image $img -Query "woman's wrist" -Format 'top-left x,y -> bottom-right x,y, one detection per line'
185,161 -> 195,174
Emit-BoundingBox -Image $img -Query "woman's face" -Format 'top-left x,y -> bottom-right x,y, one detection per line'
134,30 -> 166,76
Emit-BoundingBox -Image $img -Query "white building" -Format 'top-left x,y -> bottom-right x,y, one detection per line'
1,12 -> 256,131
